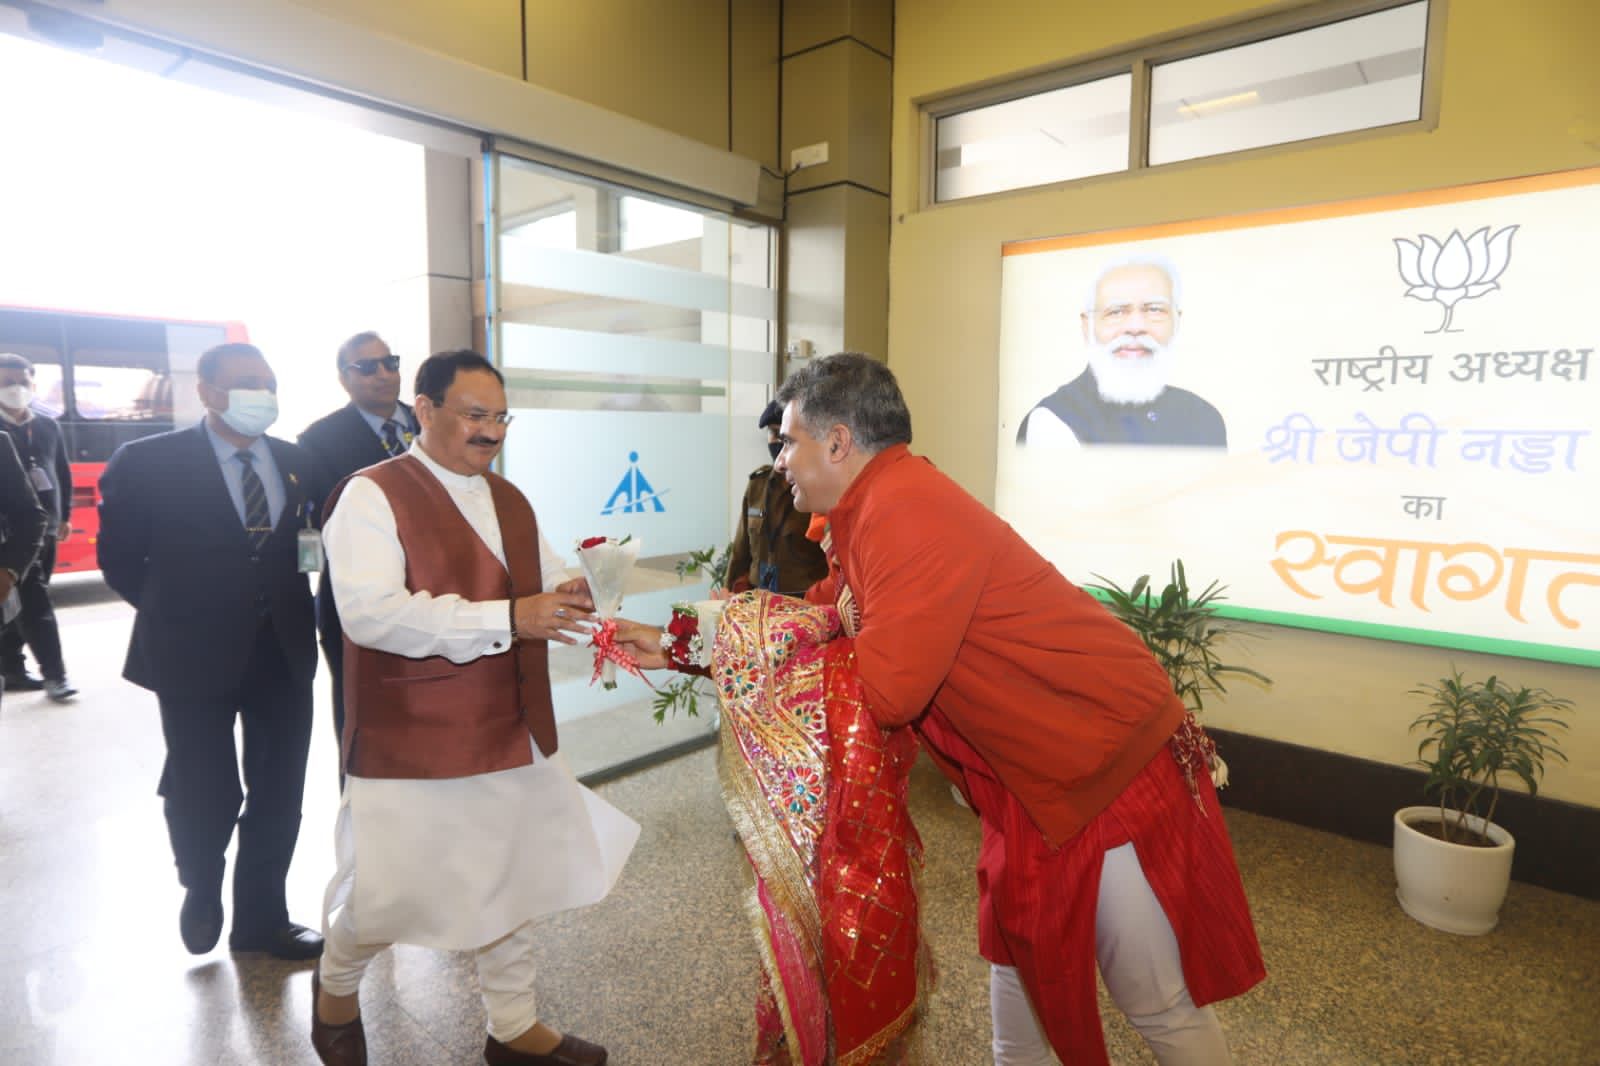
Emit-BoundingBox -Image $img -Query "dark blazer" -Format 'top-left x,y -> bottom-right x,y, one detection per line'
297,401 -> 412,651
0,413 -> 72,529
297,401 -> 412,505
97,422 -> 319,699
0,432 -> 47,578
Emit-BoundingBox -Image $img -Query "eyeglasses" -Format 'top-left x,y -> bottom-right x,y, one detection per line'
1092,302 -> 1174,325
342,355 -> 401,376
433,403 -> 515,427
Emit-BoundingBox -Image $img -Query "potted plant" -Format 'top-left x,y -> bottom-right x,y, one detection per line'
1086,560 -> 1270,786
1394,669 -> 1572,935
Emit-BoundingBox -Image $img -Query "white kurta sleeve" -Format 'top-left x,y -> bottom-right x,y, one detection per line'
324,476 -> 515,664
538,527 -> 573,590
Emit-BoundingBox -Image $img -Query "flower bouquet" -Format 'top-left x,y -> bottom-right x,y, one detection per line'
577,534 -> 640,689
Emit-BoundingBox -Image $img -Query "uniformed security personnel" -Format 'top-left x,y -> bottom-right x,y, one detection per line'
726,400 -> 828,597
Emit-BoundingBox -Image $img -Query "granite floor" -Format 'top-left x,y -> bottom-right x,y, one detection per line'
2,580 -> 1597,1065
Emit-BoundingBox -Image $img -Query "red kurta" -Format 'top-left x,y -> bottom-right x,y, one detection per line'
809,444 -> 1265,1062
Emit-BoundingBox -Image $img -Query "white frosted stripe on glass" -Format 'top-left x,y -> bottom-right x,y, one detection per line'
501,238 -> 777,320
501,323 -> 773,385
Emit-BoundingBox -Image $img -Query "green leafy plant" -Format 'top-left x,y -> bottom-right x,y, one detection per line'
675,543 -> 732,590
654,543 -> 733,723
1086,559 -> 1270,715
1409,670 -> 1572,845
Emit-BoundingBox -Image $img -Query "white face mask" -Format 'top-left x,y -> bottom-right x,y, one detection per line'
217,389 -> 279,437
0,384 -> 32,409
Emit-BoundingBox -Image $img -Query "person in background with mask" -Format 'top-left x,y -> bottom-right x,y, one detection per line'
0,352 -> 76,700
724,400 -> 829,597
98,342 -> 324,961
0,429 -> 48,710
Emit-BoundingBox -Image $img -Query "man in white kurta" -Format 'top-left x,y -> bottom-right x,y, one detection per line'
312,351 -> 636,1066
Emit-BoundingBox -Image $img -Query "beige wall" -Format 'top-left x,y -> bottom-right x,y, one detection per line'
524,0 -> 729,158
293,0 -> 781,170
889,0 -> 1600,806
288,0 -> 524,77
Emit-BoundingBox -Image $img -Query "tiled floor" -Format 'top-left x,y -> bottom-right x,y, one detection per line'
3,580 -> 1597,1064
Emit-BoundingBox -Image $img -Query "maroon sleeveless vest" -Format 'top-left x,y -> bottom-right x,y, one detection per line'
335,455 -> 558,779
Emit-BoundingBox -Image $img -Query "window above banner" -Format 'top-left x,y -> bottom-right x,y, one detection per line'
926,0 -> 1436,205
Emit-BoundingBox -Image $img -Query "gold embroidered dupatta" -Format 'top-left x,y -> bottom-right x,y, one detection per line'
714,592 -> 926,1066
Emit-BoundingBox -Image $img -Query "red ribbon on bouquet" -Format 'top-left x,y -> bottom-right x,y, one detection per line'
587,618 -> 654,688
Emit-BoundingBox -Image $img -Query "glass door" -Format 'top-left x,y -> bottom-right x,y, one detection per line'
484,149 -> 778,780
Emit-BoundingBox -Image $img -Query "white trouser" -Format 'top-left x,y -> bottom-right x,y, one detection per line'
320,904 -> 541,1044
990,842 -> 1232,1066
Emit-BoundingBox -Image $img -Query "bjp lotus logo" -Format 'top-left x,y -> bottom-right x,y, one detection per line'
1393,225 -> 1518,333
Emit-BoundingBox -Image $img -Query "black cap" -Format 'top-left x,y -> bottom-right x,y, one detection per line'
758,400 -> 783,429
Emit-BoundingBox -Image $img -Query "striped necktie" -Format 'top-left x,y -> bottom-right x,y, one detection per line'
236,450 -> 273,551
381,419 -> 405,457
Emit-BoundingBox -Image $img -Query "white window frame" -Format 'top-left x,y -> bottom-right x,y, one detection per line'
919,0 -> 1446,208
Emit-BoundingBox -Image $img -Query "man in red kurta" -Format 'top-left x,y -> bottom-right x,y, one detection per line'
772,353 -> 1263,1064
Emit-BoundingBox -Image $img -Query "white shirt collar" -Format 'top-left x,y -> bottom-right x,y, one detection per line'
409,440 -> 487,494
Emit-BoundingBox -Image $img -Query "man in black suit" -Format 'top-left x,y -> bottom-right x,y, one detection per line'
98,342 -> 323,961
296,331 -> 417,769
0,430 -> 47,708
0,351 -> 79,701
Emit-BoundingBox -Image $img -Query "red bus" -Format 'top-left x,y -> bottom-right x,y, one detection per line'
0,306 -> 249,573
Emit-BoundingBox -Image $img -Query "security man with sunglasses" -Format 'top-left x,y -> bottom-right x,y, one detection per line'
298,332 -> 419,775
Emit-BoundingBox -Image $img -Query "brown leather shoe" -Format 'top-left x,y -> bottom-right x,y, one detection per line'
484,1032 -> 607,1066
310,968 -> 367,1066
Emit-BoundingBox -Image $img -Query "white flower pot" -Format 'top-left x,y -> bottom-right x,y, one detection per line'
1393,806 -> 1515,936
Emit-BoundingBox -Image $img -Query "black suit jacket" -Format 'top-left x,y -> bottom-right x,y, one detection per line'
97,422 -> 319,699
297,401 -> 412,507
297,402 -> 412,652
0,432 -> 47,578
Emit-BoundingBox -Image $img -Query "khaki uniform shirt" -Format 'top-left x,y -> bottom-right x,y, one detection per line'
727,464 -> 829,596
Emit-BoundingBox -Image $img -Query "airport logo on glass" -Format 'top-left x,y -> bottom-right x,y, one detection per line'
1393,225 -> 1518,334
602,450 -> 667,514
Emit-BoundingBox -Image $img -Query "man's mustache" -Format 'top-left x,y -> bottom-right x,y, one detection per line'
468,436 -> 502,447
1105,333 -> 1160,354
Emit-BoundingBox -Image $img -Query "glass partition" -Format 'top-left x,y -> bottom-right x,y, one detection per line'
487,151 -> 777,778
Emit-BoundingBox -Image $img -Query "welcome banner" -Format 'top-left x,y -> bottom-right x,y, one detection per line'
995,168 -> 1599,666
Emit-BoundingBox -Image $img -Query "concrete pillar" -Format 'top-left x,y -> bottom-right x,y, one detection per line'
780,0 -> 892,367
369,147 -> 474,362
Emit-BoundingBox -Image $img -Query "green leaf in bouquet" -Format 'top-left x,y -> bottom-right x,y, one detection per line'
651,676 -> 705,723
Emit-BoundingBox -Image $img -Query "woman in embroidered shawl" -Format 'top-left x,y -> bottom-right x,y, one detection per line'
707,590 -> 928,1065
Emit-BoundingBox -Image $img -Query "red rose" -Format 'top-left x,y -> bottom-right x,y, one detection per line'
580,536 -> 607,549
666,611 -> 698,642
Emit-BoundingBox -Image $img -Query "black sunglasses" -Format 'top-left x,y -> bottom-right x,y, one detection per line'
343,355 -> 400,376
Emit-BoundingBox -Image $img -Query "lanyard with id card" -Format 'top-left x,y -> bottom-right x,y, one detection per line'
287,473 -> 324,573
